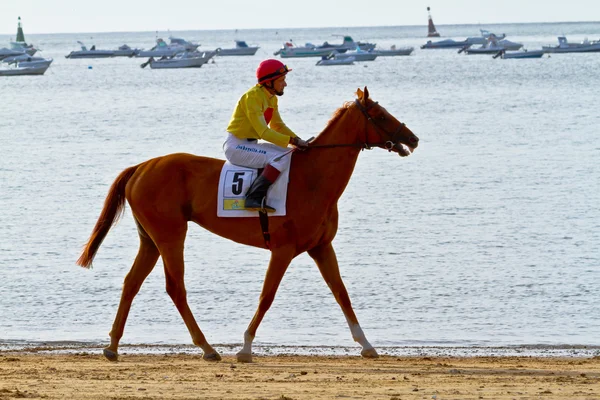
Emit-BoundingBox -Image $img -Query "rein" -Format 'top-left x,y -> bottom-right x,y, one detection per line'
306,99 -> 406,152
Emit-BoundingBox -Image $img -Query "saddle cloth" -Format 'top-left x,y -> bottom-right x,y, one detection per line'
217,159 -> 291,217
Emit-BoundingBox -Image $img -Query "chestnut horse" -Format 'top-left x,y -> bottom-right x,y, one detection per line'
77,87 -> 419,363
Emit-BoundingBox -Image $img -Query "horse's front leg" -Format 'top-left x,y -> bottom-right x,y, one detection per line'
237,247 -> 295,363
308,242 -> 379,358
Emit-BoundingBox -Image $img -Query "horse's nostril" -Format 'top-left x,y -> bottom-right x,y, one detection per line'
410,136 -> 419,143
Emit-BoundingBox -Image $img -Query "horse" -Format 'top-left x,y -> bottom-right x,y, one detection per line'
77,87 -> 420,363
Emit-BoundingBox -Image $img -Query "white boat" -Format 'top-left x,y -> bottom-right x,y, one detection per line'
372,45 -> 414,56
466,29 -> 506,45
168,36 -> 200,52
316,55 -> 355,66
218,40 -> 259,56
542,36 -> 600,53
137,38 -> 188,57
495,49 -> 546,59
274,42 -> 334,58
464,35 -> 523,54
3,55 -> 53,67
331,48 -> 378,62
0,63 -> 50,76
315,36 -> 376,53
141,51 -> 217,69
66,42 -> 115,58
0,47 -> 26,61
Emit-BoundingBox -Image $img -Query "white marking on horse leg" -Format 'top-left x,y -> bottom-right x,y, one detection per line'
345,317 -> 374,351
240,330 -> 254,354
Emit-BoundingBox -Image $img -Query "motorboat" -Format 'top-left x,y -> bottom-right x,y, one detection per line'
463,35 -> 523,54
465,29 -> 506,45
0,47 -> 27,61
112,44 -> 140,57
331,48 -> 378,62
218,40 -> 259,56
494,49 -> 546,59
137,38 -> 188,57
316,55 -> 355,66
0,63 -> 50,76
274,42 -> 333,58
65,42 -> 115,58
3,54 -> 53,67
421,38 -> 471,49
168,36 -> 200,52
371,45 -> 414,56
542,36 -> 600,53
140,50 -> 217,69
315,36 -> 376,53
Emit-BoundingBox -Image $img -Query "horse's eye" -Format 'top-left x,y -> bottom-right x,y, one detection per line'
378,116 -> 386,121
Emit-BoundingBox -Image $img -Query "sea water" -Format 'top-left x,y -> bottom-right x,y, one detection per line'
1,22 -> 599,353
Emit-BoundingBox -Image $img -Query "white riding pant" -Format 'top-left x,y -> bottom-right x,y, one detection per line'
223,133 -> 291,172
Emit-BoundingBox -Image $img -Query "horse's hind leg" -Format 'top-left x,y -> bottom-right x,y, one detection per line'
158,229 -> 221,361
104,228 -> 160,361
308,242 -> 379,358
237,248 -> 295,363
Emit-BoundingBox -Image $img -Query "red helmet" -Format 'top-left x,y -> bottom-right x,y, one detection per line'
256,59 -> 292,84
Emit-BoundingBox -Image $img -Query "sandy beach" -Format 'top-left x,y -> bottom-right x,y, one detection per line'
1,351 -> 599,400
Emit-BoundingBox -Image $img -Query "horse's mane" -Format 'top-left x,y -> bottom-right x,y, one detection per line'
322,101 -> 354,134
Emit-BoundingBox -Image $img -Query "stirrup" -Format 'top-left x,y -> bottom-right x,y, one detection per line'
260,198 -> 276,213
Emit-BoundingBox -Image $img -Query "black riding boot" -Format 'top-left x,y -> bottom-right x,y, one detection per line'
245,175 -> 276,212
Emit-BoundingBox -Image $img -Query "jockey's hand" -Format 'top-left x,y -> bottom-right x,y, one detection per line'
290,136 -> 309,150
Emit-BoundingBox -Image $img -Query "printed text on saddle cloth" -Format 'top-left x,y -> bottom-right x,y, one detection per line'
217,160 -> 291,218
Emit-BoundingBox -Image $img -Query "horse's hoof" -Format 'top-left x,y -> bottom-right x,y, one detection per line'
103,348 -> 119,362
203,352 -> 222,362
361,348 -> 379,358
236,351 -> 253,363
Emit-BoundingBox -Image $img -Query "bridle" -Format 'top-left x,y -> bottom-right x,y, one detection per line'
308,99 -> 408,152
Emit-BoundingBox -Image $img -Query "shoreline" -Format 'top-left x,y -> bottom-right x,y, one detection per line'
2,341 -> 600,358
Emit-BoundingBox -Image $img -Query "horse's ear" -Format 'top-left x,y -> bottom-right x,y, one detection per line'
363,86 -> 370,100
356,88 -> 364,99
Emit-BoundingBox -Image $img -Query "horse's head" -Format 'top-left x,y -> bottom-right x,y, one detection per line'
355,87 -> 419,156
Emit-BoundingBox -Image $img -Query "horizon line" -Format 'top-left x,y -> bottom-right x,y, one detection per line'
1,20 -> 599,37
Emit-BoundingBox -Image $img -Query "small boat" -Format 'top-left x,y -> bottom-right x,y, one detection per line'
274,42 -> 334,58
168,36 -> 200,52
421,38 -> 471,49
464,35 -> 523,54
315,36 -> 376,53
0,63 -> 50,76
3,55 -> 53,67
0,47 -> 27,61
542,36 -> 600,53
218,40 -> 259,56
65,42 -> 115,58
137,38 -> 188,57
372,45 -> 414,56
141,51 -> 217,69
426,7 -> 440,37
331,48 -> 378,62
316,55 -> 355,66
494,49 -> 545,59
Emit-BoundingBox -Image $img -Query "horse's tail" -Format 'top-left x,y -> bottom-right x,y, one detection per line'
76,165 -> 140,269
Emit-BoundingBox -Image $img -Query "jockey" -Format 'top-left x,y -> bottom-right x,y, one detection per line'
223,59 -> 309,212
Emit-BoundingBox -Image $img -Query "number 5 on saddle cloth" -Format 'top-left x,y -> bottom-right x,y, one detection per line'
217,156 -> 292,217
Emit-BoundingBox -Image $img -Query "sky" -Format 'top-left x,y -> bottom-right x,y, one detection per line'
1,0 -> 599,34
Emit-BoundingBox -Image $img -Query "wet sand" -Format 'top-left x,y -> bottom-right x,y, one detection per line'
1,352 -> 599,399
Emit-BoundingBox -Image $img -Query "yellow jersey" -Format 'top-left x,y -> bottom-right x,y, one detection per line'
227,85 -> 297,148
